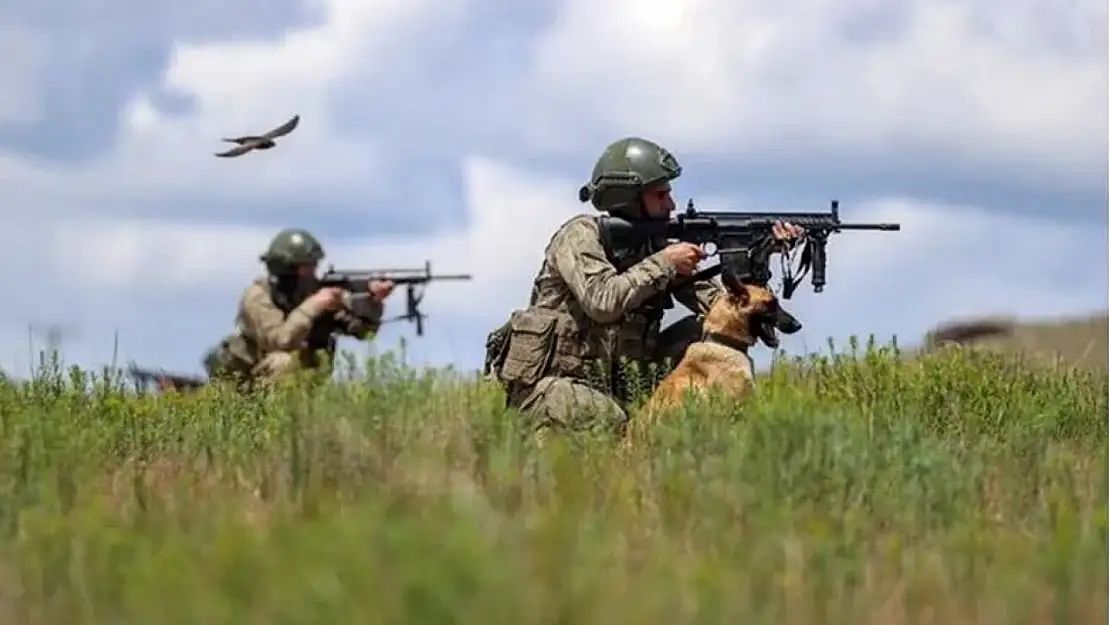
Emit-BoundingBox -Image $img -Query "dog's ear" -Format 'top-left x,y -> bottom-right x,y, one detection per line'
721,271 -> 747,303
728,284 -> 750,307
737,283 -> 750,306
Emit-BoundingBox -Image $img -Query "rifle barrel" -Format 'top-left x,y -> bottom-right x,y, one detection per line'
704,218 -> 901,232
330,269 -> 427,275
386,274 -> 473,282
322,270 -> 473,280
835,223 -> 901,231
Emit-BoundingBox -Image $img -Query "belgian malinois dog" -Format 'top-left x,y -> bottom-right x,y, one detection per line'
627,273 -> 802,442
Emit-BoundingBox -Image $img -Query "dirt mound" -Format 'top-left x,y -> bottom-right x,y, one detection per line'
922,312 -> 1108,373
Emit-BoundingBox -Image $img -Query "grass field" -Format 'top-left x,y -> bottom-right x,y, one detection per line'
0,335 -> 1105,624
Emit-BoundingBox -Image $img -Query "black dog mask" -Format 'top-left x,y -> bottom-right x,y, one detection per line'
721,271 -> 802,349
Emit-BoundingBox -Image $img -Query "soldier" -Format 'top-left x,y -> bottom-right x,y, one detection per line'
484,137 -> 802,441
203,228 -> 395,385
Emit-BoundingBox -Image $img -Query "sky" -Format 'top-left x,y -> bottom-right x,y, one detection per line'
0,0 -> 1106,379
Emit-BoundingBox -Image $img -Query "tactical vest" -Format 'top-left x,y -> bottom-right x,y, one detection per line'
267,280 -> 340,367
211,278 -> 340,378
485,214 -> 673,398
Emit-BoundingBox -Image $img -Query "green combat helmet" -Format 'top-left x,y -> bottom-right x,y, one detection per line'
260,228 -> 325,274
578,137 -> 682,217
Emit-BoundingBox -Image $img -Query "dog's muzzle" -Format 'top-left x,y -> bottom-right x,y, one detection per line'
755,308 -> 802,349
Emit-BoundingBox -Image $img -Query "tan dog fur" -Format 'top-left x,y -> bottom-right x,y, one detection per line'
626,283 -> 792,445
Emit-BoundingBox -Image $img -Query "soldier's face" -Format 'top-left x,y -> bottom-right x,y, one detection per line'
642,182 -> 676,219
295,262 -> 318,278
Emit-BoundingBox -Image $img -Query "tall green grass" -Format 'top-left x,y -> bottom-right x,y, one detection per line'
0,341 -> 1104,624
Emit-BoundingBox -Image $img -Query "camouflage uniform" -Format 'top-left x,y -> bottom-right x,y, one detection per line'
485,137 -> 725,439
203,229 -> 384,385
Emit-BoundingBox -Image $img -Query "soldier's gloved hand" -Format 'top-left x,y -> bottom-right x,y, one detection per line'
309,287 -> 346,311
368,280 -> 395,301
662,242 -> 705,276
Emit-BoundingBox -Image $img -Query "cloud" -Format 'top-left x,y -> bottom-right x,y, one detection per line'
0,0 -> 1104,381
523,0 -> 1108,189
17,157 -> 581,374
0,25 -> 44,124
50,157 -> 576,294
2,0 -> 470,211
21,156 -> 1108,377
51,221 -> 273,290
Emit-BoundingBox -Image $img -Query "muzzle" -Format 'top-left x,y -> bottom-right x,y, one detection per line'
754,307 -> 802,349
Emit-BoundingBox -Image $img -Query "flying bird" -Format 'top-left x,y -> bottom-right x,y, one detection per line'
214,114 -> 300,158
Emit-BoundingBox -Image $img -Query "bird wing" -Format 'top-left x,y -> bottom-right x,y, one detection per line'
261,114 -> 300,140
214,143 -> 256,158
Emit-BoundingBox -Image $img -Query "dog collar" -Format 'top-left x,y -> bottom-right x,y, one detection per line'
701,331 -> 753,353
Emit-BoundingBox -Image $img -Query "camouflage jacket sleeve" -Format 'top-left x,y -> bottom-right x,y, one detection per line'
238,282 -> 331,352
672,276 -> 725,317
549,217 -> 678,324
331,293 -> 384,340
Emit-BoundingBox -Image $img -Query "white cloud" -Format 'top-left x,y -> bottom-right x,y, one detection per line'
51,221 -> 273,289
525,0 -> 1107,185
0,0 -> 1104,380
0,24 -> 44,124
0,0 -> 469,208
50,157 -> 580,297
37,157 -> 586,372
36,157 -> 1109,373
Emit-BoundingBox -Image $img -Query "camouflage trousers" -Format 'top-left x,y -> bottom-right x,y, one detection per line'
203,343 -> 324,387
507,315 -> 703,443
250,352 -> 303,379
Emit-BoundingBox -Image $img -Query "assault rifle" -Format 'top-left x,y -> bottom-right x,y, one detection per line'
127,363 -> 208,393
598,199 -> 901,299
318,261 -> 472,336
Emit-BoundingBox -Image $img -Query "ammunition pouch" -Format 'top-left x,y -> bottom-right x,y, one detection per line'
497,309 -> 560,387
487,308 -> 587,389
